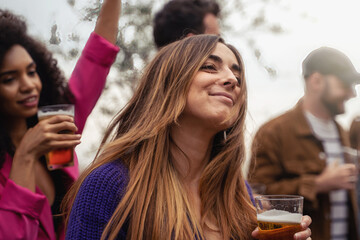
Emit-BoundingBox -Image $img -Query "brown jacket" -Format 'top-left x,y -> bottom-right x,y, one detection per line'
248,101 -> 359,240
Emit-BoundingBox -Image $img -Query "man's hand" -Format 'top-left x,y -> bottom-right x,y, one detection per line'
315,161 -> 358,193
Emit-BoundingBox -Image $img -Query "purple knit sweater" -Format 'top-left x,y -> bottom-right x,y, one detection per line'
66,161 -> 128,239
66,160 -> 255,239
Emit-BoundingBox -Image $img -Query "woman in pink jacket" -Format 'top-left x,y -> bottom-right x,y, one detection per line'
0,0 -> 121,239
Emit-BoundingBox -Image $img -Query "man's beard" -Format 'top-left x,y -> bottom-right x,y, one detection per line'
320,90 -> 345,117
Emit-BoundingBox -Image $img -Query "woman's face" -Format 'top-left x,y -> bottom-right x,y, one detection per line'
183,42 -> 242,130
0,44 -> 42,119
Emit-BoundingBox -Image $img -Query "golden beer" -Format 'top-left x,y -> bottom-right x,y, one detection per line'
257,220 -> 302,240
255,195 -> 304,240
38,104 -> 75,170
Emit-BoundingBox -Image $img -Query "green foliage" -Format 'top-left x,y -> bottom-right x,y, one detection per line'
49,24 -> 61,45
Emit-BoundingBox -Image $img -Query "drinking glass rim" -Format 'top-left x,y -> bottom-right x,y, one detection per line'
38,104 -> 74,117
255,195 -> 304,201
38,104 -> 74,110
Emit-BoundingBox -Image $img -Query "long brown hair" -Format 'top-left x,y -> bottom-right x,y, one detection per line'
63,34 -> 256,240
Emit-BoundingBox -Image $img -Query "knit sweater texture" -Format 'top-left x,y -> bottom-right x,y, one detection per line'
66,160 -> 254,239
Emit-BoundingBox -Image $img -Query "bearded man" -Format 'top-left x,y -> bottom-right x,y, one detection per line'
248,47 -> 360,240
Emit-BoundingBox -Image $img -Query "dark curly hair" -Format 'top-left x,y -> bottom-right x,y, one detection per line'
0,9 -> 73,165
153,0 -> 220,48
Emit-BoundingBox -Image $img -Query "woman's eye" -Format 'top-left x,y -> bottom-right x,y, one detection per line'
236,77 -> 241,85
1,77 -> 15,84
200,64 -> 216,71
28,70 -> 37,77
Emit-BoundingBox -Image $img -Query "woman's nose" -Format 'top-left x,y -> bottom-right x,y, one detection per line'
19,74 -> 36,92
221,69 -> 238,89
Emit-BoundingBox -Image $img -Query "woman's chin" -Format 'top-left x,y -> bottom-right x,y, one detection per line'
209,118 -> 236,132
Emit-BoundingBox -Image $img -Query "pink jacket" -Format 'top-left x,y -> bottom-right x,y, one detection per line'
0,32 -> 119,240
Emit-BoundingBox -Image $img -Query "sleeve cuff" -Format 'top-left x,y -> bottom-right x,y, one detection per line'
299,174 -> 318,209
245,181 -> 256,206
82,32 -> 120,67
0,179 -> 47,219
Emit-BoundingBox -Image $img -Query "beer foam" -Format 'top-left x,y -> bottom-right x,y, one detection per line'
257,210 -> 302,224
38,109 -> 74,118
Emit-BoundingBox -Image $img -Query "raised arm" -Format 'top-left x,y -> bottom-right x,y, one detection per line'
94,0 -> 122,44
65,0 -> 121,179
68,0 -> 121,135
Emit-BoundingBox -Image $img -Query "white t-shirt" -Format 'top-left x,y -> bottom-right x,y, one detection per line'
305,111 -> 349,240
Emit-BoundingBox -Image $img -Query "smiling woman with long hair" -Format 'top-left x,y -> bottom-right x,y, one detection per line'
63,34 -> 312,240
0,0 -> 121,238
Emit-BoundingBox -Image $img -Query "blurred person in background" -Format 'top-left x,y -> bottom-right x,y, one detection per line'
153,0 -> 220,49
248,47 -> 360,240
0,0 -> 121,238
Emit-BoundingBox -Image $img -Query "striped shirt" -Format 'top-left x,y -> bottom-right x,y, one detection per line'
305,111 -> 349,240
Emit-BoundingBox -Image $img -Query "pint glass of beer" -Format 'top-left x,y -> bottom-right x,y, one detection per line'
255,195 -> 303,240
37,104 -> 75,170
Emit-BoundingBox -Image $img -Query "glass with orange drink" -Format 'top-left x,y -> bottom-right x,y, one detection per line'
37,104 -> 75,170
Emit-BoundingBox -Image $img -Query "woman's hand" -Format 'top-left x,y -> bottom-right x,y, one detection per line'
16,115 -> 81,160
251,215 -> 312,240
9,115 -> 81,191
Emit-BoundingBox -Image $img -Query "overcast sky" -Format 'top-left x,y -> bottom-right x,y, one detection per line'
1,0 -> 360,171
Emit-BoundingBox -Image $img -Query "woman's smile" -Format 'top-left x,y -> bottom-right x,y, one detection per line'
209,92 -> 235,106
